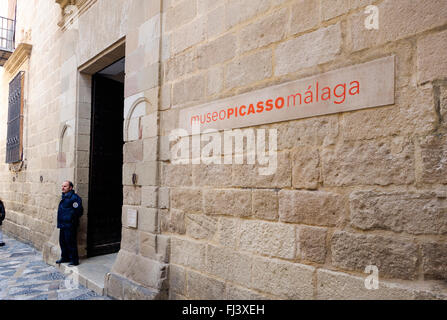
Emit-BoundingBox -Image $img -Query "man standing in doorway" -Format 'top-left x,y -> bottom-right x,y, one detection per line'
57,181 -> 83,266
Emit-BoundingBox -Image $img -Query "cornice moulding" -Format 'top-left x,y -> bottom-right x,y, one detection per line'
3,43 -> 32,75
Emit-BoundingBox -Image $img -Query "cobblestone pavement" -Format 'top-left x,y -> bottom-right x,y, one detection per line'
0,233 -> 110,300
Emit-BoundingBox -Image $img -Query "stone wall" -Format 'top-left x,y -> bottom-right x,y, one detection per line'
157,0 -> 447,299
0,0 -> 446,300
0,0 -> 62,250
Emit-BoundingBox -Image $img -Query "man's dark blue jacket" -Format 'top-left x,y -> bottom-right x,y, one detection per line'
57,190 -> 83,229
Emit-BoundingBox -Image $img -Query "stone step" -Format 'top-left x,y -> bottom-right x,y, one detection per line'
54,253 -> 117,296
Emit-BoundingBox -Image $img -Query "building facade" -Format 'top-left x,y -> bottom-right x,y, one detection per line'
0,0 -> 446,299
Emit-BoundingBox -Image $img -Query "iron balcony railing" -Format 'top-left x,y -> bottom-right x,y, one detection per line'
0,16 -> 15,66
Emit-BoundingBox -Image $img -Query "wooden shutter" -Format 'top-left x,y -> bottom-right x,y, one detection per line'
6,71 -> 24,163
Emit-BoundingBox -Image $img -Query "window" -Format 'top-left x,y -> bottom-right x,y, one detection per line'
6,71 -> 24,164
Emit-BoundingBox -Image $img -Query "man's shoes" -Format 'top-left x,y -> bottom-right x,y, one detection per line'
68,261 -> 79,266
0,242 -> 5,247
56,258 -> 70,264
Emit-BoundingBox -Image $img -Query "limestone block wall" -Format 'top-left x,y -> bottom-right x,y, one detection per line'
0,0 -> 131,257
0,0 -> 63,250
0,0 -> 446,301
159,0 -> 447,299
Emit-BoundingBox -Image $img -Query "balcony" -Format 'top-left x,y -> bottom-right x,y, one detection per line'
0,16 -> 15,67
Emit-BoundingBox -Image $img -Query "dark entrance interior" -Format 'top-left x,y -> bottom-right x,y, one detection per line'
87,58 -> 125,257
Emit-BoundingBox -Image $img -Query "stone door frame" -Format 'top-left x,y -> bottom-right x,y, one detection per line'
75,38 -> 126,258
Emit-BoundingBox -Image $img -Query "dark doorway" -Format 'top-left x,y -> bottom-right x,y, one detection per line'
87,58 -> 125,257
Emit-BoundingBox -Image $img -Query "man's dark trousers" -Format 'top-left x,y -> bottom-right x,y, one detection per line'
59,227 -> 79,264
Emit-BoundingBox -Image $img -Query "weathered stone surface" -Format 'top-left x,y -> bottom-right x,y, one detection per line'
141,186 -> 158,208
350,191 -> 447,235
139,231 -> 156,259
198,0 -> 220,15
160,208 -> 186,234
206,5 -> 225,39
169,264 -> 186,295
238,8 -> 287,53
322,138 -> 415,186
161,163 -> 193,187
215,217 -> 239,248
321,0 -> 349,21
331,231 -> 419,280
350,0 -> 447,52
291,146 -> 320,189
138,207 -> 158,233
299,226 -> 327,263
226,284 -> 271,300
158,187 -> 170,209
164,0 -> 197,32
289,0 -> 319,34
203,189 -> 251,217
341,85 -> 437,140
399,85 -> 437,134
197,33 -> 236,69
171,16 -> 206,54
192,163 -> 232,187
170,237 -> 206,271
276,23 -> 342,76
160,108 -> 179,136
129,255 -> 167,291
225,0 -> 271,29
143,137 -> 158,162
135,161 -> 158,186
317,269 -> 419,300
225,49 -> 272,90
441,85 -> 447,127
121,228 -> 138,254
232,151 -> 291,188
251,257 -> 314,299
105,273 -> 124,299
277,116 -> 339,150
172,73 -> 205,106
123,186 -> 141,205
170,188 -> 202,213
169,292 -> 187,300
124,140 -> 143,163
421,242 -> 447,280
206,245 -> 252,286
279,190 -> 344,226
206,66 -> 223,96
110,250 -> 136,277
185,214 -> 218,240
165,49 -> 197,82
121,277 -> 160,300
156,234 -> 171,263
252,189 -> 278,221
186,270 -> 226,300
419,134 -> 447,184
239,220 -> 296,259
417,30 -> 447,83
160,84 -> 171,110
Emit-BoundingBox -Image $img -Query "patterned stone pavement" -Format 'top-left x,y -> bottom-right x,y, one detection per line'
0,233 -> 110,300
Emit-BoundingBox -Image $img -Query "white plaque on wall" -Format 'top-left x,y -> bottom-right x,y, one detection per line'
127,209 -> 138,228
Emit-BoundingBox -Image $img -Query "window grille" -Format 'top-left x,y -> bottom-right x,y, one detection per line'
6,72 -> 24,164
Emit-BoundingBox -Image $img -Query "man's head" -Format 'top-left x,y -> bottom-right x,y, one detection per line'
61,181 -> 74,194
